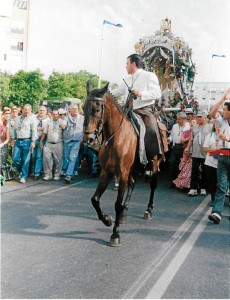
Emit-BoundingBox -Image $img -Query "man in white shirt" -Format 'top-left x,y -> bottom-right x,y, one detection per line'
11,104 -> 37,183
110,53 -> 162,161
33,106 -> 50,180
208,87 -> 230,224
185,111 -> 212,196
40,109 -> 66,181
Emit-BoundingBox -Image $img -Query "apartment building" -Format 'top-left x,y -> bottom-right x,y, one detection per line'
193,82 -> 230,110
0,0 -> 29,74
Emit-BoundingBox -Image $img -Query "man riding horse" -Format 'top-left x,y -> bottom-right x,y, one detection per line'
110,53 -> 163,170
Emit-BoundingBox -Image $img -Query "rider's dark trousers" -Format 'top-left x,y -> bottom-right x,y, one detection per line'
134,105 -> 162,160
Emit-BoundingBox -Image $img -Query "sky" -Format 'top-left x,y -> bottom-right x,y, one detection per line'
27,0 -> 230,85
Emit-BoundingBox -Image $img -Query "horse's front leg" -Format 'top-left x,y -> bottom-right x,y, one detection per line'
91,171 -> 113,227
144,170 -> 158,220
119,173 -> 136,224
110,175 -> 128,247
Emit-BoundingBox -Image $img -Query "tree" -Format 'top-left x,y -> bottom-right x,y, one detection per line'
47,70 -> 104,100
0,72 -> 11,109
47,72 -> 74,98
9,70 -> 48,111
48,71 -> 101,99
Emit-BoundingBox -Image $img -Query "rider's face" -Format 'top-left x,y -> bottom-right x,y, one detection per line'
126,58 -> 136,75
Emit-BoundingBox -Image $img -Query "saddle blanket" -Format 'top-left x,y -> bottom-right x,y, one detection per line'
133,112 -> 148,166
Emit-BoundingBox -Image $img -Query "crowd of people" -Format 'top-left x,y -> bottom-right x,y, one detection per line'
168,88 -> 230,225
1,92 -> 229,222
0,53 -> 229,225
0,103 -> 99,186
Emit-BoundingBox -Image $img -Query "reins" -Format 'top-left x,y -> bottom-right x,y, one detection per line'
86,95 -> 125,146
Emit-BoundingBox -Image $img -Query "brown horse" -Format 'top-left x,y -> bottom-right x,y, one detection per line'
83,83 -> 161,247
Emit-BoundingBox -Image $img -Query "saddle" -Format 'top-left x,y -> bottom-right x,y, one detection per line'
125,106 -> 169,154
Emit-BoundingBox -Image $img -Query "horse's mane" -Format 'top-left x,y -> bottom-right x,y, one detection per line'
105,91 -> 124,115
84,85 -> 124,116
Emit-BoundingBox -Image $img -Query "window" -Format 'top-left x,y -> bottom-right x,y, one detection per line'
13,0 -> 27,10
11,40 -> 24,51
11,21 -> 24,34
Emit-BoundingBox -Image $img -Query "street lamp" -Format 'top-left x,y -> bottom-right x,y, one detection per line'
208,54 -> 226,112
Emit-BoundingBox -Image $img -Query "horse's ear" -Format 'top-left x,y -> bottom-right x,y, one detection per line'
101,82 -> 109,93
86,80 -> 93,95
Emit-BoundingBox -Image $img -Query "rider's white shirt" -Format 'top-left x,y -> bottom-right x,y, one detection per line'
110,69 -> 161,110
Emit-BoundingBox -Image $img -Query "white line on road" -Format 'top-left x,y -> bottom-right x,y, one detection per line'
123,195 -> 211,299
37,179 -> 91,196
145,206 -> 209,299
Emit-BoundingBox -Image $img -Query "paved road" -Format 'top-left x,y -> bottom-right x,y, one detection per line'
1,166 -> 229,299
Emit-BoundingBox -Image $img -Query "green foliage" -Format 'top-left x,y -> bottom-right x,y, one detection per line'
1,69 -> 111,111
48,70 -> 106,100
0,72 -> 11,108
9,70 -> 48,111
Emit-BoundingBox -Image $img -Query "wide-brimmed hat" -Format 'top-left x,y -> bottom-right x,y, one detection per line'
58,108 -> 66,115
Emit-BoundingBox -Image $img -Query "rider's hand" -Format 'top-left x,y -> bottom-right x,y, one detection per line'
132,90 -> 141,98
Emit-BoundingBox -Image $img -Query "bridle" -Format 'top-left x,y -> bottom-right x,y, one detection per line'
84,93 -> 132,147
84,97 -> 104,147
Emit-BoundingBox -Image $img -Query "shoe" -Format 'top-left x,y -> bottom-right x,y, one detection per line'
54,176 -> 60,181
74,171 -> 78,176
200,189 -> 206,195
20,178 -> 26,184
114,183 -> 119,191
169,182 -> 176,189
33,175 -> 40,180
64,176 -> 71,183
188,189 -> 198,196
91,171 -> 98,178
18,172 -> 22,179
43,176 -> 52,181
208,213 -> 221,224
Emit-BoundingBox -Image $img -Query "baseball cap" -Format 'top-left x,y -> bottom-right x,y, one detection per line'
196,110 -> 207,117
58,108 -> 66,115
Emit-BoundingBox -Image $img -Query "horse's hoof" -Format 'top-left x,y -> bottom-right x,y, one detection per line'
109,237 -> 121,247
119,216 -> 127,224
102,215 -> 113,227
144,210 -> 152,220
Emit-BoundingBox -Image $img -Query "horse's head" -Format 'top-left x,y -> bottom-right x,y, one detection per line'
83,82 -> 109,146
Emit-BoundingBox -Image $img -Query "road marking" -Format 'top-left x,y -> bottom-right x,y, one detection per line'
123,195 -> 210,299
146,207 -> 209,299
37,179 -> 92,196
